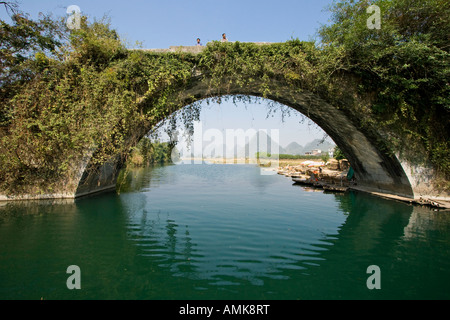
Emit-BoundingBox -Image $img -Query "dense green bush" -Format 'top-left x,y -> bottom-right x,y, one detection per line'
127,138 -> 176,167
334,146 -> 346,161
319,0 -> 449,177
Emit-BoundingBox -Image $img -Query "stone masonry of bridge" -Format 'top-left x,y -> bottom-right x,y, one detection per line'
1,44 -> 448,208
76,45 -> 448,208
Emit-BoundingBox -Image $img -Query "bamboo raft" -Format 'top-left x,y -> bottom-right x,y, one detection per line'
322,184 -> 348,192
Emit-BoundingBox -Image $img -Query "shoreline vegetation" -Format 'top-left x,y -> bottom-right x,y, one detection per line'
126,137 -> 336,168
125,138 -> 177,167
184,156 -> 323,165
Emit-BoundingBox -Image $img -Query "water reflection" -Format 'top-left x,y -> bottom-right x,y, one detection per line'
403,207 -> 450,240
115,165 -> 450,299
1,164 -> 449,299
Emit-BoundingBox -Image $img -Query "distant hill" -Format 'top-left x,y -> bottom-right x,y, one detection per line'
198,130 -> 335,158
302,139 -> 335,154
240,130 -> 283,157
237,135 -> 335,157
283,142 -> 304,155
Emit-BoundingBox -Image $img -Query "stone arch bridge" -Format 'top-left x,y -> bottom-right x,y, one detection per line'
1,43 -> 447,205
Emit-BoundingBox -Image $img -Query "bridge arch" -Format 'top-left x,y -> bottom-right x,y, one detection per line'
75,70 -> 415,199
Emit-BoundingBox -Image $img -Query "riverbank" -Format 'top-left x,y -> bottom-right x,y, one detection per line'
182,157 -> 323,166
275,159 -> 450,210
276,159 -> 352,191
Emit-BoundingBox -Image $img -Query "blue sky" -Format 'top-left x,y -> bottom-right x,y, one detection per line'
3,0 -> 334,48
1,0 -> 336,147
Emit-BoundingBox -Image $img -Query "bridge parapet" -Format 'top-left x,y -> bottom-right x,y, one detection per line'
136,42 -> 274,54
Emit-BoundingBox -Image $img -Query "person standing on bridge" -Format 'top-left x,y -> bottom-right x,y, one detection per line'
221,33 -> 228,42
196,38 -> 203,46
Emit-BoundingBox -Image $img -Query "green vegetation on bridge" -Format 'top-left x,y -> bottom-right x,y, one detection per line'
0,0 -> 448,196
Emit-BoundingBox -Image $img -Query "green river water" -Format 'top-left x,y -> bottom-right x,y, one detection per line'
1,163 -> 449,300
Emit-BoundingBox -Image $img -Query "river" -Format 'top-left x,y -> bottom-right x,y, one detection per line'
1,163 -> 449,300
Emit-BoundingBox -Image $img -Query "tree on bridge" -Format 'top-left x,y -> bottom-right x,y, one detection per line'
319,0 -> 449,181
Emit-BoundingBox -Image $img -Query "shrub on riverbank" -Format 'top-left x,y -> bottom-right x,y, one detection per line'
126,138 -> 176,167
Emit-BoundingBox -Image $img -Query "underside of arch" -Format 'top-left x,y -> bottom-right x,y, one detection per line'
75,77 -> 415,199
